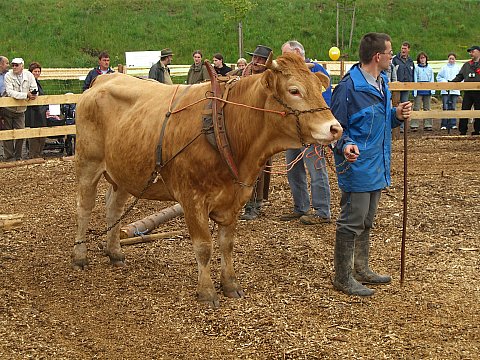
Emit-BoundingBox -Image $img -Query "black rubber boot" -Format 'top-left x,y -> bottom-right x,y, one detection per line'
333,230 -> 374,296
353,229 -> 392,284
240,201 -> 261,220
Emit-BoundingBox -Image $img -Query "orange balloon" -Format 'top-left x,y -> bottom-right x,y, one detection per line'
329,47 -> 341,61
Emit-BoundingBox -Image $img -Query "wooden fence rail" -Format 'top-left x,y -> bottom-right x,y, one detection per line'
0,83 -> 479,141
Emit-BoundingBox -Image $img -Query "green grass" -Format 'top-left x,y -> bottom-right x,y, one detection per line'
0,0 -> 478,68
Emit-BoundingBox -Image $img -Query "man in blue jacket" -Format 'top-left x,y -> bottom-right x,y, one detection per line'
331,32 -> 412,296
279,40 -> 332,225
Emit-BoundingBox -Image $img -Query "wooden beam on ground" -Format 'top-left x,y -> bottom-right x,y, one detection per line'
0,214 -> 24,230
0,125 -> 76,141
120,204 -> 184,239
119,231 -> 182,246
0,158 -> 45,169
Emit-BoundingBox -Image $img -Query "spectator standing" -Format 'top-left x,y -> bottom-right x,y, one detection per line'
386,58 -> 397,82
186,50 -> 210,84
149,48 -> 174,84
279,40 -> 332,225
212,53 -> 232,76
0,56 -> 10,132
451,45 -> 480,135
83,51 -> 114,91
3,58 -> 38,161
25,62 -> 48,158
0,56 -> 9,96
242,45 -> 272,77
227,58 -> 247,76
239,45 -> 273,220
437,53 -> 461,130
392,41 -> 414,132
330,33 -> 412,296
411,52 -> 435,131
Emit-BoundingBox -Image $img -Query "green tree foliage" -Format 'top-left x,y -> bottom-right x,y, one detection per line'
220,0 -> 258,23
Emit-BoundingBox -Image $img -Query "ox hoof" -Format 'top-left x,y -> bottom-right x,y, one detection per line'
72,259 -> 89,270
197,292 -> 220,309
223,288 -> 245,299
105,249 -> 125,268
71,244 -> 88,270
110,259 -> 126,268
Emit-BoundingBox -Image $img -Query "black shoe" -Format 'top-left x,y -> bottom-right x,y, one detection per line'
472,132 -> 480,136
240,204 -> 260,220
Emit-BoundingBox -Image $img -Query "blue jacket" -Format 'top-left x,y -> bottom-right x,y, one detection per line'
413,63 -> 435,97
331,63 -> 402,192
309,61 -> 332,106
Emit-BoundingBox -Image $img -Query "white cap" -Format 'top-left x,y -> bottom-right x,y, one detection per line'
11,57 -> 24,65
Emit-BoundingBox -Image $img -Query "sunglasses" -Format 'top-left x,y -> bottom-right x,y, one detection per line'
12,63 -> 21,67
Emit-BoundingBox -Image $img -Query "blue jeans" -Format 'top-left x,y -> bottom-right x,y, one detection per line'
441,94 -> 458,129
285,145 -> 331,218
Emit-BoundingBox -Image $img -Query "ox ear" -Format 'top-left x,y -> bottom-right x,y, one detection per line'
314,72 -> 330,92
261,69 -> 276,93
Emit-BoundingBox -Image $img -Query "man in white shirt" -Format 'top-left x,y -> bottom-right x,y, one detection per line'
3,57 -> 38,161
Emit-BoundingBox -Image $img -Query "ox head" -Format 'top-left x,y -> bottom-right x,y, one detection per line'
261,53 -> 342,145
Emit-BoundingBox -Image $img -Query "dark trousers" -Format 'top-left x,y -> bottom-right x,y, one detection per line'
459,91 -> 480,135
2,109 -> 25,161
248,157 -> 272,204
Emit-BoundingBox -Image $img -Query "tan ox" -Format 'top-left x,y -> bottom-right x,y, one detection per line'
72,53 -> 342,308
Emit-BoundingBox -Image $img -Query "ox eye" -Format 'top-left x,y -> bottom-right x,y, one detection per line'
289,88 -> 301,96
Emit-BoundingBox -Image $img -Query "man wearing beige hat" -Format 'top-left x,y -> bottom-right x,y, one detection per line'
3,57 -> 38,161
149,48 -> 174,84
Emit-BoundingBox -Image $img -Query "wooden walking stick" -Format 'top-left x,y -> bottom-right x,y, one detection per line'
400,117 -> 408,285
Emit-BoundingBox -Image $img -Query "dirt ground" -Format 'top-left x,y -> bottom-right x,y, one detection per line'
0,129 -> 479,359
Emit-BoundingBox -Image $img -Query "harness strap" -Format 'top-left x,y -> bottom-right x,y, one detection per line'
156,85 -> 192,169
205,61 -> 240,179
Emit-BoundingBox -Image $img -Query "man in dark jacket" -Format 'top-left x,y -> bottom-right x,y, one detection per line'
451,45 -> 480,135
149,48 -> 174,85
392,41 -> 414,131
240,45 -> 273,220
83,51 -> 115,92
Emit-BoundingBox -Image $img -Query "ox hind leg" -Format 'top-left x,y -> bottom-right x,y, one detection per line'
104,185 -> 131,266
72,163 -> 104,270
218,223 -> 244,299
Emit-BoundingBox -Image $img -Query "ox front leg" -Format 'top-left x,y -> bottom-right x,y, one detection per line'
185,211 -> 219,308
218,223 -> 244,299
72,166 -> 103,270
104,186 -> 131,267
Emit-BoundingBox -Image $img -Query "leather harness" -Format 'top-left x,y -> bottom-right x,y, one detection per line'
156,61 -> 240,180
